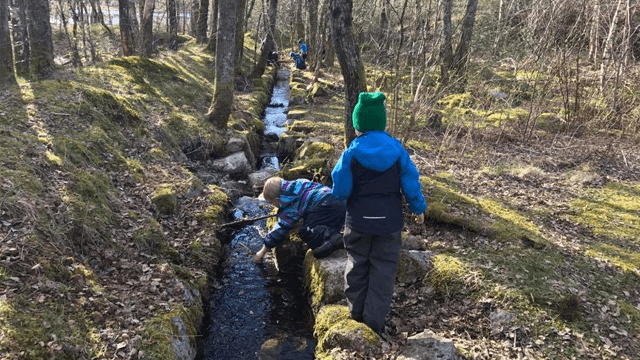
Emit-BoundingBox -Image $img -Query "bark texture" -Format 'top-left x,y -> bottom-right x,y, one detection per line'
251,0 -> 277,77
0,0 -> 15,84
119,0 -> 136,55
27,0 -> 55,78
331,0 -> 367,146
140,0 -> 155,56
196,0 -> 208,43
168,0 -> 178,49
204,0 -> 237,128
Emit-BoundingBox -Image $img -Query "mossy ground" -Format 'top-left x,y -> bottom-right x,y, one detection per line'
299,57 -> 639,359
0,28 -> 272,359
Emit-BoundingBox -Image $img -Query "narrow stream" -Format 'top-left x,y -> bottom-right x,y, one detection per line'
201,69 -> 317,359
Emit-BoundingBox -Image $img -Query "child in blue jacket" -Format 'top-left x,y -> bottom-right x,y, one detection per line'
289,52 -> 306,70
331,92 -> 426,335
253,177 -> 346,262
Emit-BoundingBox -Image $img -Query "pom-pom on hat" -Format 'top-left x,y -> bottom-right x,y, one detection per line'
352,92 -> 387,132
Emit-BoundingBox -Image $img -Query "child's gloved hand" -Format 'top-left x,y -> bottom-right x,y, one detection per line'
253,245 -> 268,263
415,213 -> 424,224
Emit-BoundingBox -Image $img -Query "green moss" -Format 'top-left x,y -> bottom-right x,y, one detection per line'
0,295 -> 105,359
132,219 -> 165,251
406,140 -> 431,151
295,141 -> 333,160
303,251 -> 329,312
438,92 -> 473,109
195,185 -> 229,225
585,243 -> 640,273
139,303 -> 203,360
314,305 -> 351,339
44,150 -> 63,166
315,317 -> 380,357
107,56 -> 179,76
569,182 -> 640,242
151,184 -> 178,214
80,85 -> 141,126
427,254 -> 473,297
619,301 -> 640,333
420,176 -> 547,248
478,198 -> 547,248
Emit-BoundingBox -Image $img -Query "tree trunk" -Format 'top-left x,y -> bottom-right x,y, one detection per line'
234,0 -> 246,71
206,0 -> 218,51
600,0 -> 623,91
0,0 -> 15,84
295,0 -> 303,39
129,0 -> 139,46
251,0 -> 277,78
88,0 -> 113,35
244,0 -> 256,29
331,0 -> 367,146
588,0 -> 601,64
439,0 -> 453,87
314,0 -> 329,70
204,0 -> 237,128
141,0 -> 156,56
451,0 -> 478,77
196,0 -> 208,42
307,0 -> 318,70
119,0 -> 136,54
57,0 -> 82,66
13,0 -> 30,76
190,0 -> 198,35
168,0 -> 178,49
28,0 -> 55,78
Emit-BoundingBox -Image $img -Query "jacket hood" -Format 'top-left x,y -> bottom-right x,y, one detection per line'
349,131 -> 402,172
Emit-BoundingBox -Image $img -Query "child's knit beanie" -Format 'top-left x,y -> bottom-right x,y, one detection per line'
352,92 -> 386,132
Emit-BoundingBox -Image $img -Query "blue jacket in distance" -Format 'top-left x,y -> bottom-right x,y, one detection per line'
331,131 -> 426,233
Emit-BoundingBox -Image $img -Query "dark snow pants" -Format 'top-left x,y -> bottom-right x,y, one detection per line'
298,196 -> 346,249
343,227 -> 402,334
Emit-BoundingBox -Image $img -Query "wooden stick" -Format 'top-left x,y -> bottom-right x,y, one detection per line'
214,213 -> 276,230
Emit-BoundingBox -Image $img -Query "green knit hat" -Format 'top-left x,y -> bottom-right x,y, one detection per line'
352,92 -> 387,132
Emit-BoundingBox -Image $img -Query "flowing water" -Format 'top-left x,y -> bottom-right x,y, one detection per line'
201,69 -> 316,359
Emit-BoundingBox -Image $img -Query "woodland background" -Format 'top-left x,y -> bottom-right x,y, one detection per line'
1,0 -> 639,359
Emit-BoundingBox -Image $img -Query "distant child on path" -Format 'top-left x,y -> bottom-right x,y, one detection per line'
253,177 -> 346,262
299,39 -> 308,60
289,52 -> 306,70
331,92 -> 427,335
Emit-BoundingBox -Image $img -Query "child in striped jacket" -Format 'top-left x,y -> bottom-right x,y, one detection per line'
253,177 -> 346,262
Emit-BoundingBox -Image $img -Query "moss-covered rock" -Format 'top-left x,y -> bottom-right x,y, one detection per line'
303,250 -> 347,313
425,253 -> 479,298
315,315 -> 381,359
151,184 -> 178,214
133,219 -> 166,251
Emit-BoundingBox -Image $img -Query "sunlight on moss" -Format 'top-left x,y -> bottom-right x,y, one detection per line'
479,198 -> 546,246
569,182 -> 640,241
406,140 -> 431,151
45,150 -> 63,166
585,243 -> 640,273
439,92 -> 473,109
0,296 -> 105,359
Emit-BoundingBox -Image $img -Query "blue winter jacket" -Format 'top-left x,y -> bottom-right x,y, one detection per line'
264,179 -> 331,248
331,131 -> 426,234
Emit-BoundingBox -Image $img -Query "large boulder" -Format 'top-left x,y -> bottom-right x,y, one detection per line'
303,249 -> 348,313
314,305 -> 382,359
211,152 -> 251,180
396,250 -> 433,284
248,168 -> 279,190
396,329 -> 460,360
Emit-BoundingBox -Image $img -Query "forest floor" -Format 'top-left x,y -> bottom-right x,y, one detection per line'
300,68 -> 640,359
1,31 -> 639,360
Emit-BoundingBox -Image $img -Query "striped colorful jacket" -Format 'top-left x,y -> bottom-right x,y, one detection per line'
264,179 -> 331,248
